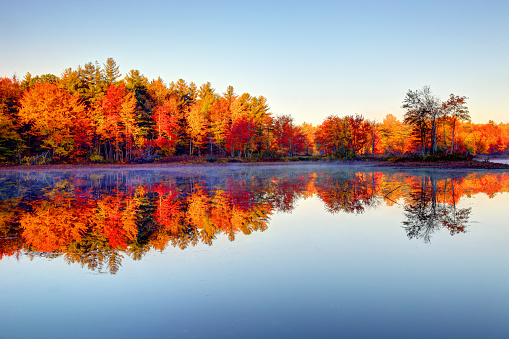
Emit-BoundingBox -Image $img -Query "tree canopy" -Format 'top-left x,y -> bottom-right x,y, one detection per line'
0,62 -> 507,164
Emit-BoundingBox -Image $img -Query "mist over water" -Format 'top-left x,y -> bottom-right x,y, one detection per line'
0,164 -> 508,338
490,158 -> 509,165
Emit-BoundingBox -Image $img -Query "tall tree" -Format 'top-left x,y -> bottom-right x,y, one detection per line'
0,76 -> 23,120
103,58 -> 121,85
147,77 -> 170,107
0,77 -> 24,161
223,85 -> 235,101
59,68 -> 82,95
366,119 -> 380,155
442,94 -> 470,153
186,102 -> 210,155
209,96 -> 233,152
21,72 -> 35,91
168,79 -> 197,153
95,84 -> 138,161
402,86 -> 442,155
299,122 -> 316,156
124,69 -> 152,140
79,61 -> 104,103
347,114 -> 370,155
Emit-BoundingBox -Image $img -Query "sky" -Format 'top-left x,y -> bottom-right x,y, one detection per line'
1,0 -> 508,125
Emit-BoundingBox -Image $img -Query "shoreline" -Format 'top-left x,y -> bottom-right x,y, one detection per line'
1,159 -> 509,172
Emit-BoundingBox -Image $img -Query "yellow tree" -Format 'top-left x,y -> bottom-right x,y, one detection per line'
186,102 -> 210,155
120,91 -> 139,159
299,122 -> 317,155
230,93 -> 270,155
379,114 -> 410,155
209,96 -> 233,150
147,77 -> 170,107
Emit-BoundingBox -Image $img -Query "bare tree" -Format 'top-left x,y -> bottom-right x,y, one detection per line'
402,86 -> 442,155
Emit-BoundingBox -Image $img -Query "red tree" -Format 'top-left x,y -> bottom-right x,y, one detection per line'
225,116 -> 256,157
153,105 -> 179,155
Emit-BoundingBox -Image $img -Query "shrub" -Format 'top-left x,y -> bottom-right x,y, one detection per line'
89,154 -> 103,163
206,154 -> 218,163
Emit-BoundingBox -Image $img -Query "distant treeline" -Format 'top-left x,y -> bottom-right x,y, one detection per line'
0,58 -> 508,164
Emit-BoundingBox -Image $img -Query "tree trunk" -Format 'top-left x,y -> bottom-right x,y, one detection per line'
431,118 -> 437,154
371,129 -> 376,155
450,121 -> 456,153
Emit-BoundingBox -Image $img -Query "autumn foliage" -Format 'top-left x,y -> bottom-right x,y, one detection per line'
1,62 -> 509,164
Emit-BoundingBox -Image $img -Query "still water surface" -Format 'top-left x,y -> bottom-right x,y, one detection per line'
490,158 -> 509,165
0,164 -> 508,338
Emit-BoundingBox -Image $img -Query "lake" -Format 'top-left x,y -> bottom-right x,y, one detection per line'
0,164 -> 508,338
490,158 -> 509,165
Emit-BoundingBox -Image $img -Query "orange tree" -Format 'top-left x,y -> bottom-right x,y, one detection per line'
18,82 -> 91,160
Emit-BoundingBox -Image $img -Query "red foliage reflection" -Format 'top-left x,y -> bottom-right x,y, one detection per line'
1,171 -> 508,273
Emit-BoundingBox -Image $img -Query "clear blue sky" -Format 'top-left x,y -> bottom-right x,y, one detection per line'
1,0 -> 507,125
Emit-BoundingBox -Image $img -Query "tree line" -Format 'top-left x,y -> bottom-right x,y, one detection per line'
1,59 -> 508,164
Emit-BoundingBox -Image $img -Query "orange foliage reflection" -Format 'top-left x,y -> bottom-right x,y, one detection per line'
1,170 -> 508,273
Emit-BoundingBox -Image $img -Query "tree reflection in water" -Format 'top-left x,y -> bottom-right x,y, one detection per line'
315,172 -> 382,214
0,170 -> 507,273
402,176 -> 471,243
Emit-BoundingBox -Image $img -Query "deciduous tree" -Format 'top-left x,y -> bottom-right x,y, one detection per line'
19,82 -> 90,159
95,84 -> 138,161
225,116 -> 256,157
402,86 -> 442,155
442,94 -> 470,153
153,104 -> 179,155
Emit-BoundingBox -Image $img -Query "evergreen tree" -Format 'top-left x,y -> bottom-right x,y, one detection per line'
124,69 -> 153,139
103,57 -> 121,85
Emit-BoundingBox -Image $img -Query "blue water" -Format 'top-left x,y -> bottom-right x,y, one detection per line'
0,165 -> 508,338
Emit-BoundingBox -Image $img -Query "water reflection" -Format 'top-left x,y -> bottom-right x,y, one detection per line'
402,176 -> 471,243
1,169 -> 508,273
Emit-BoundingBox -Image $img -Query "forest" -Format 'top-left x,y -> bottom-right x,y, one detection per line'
1,58 -> 508,164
